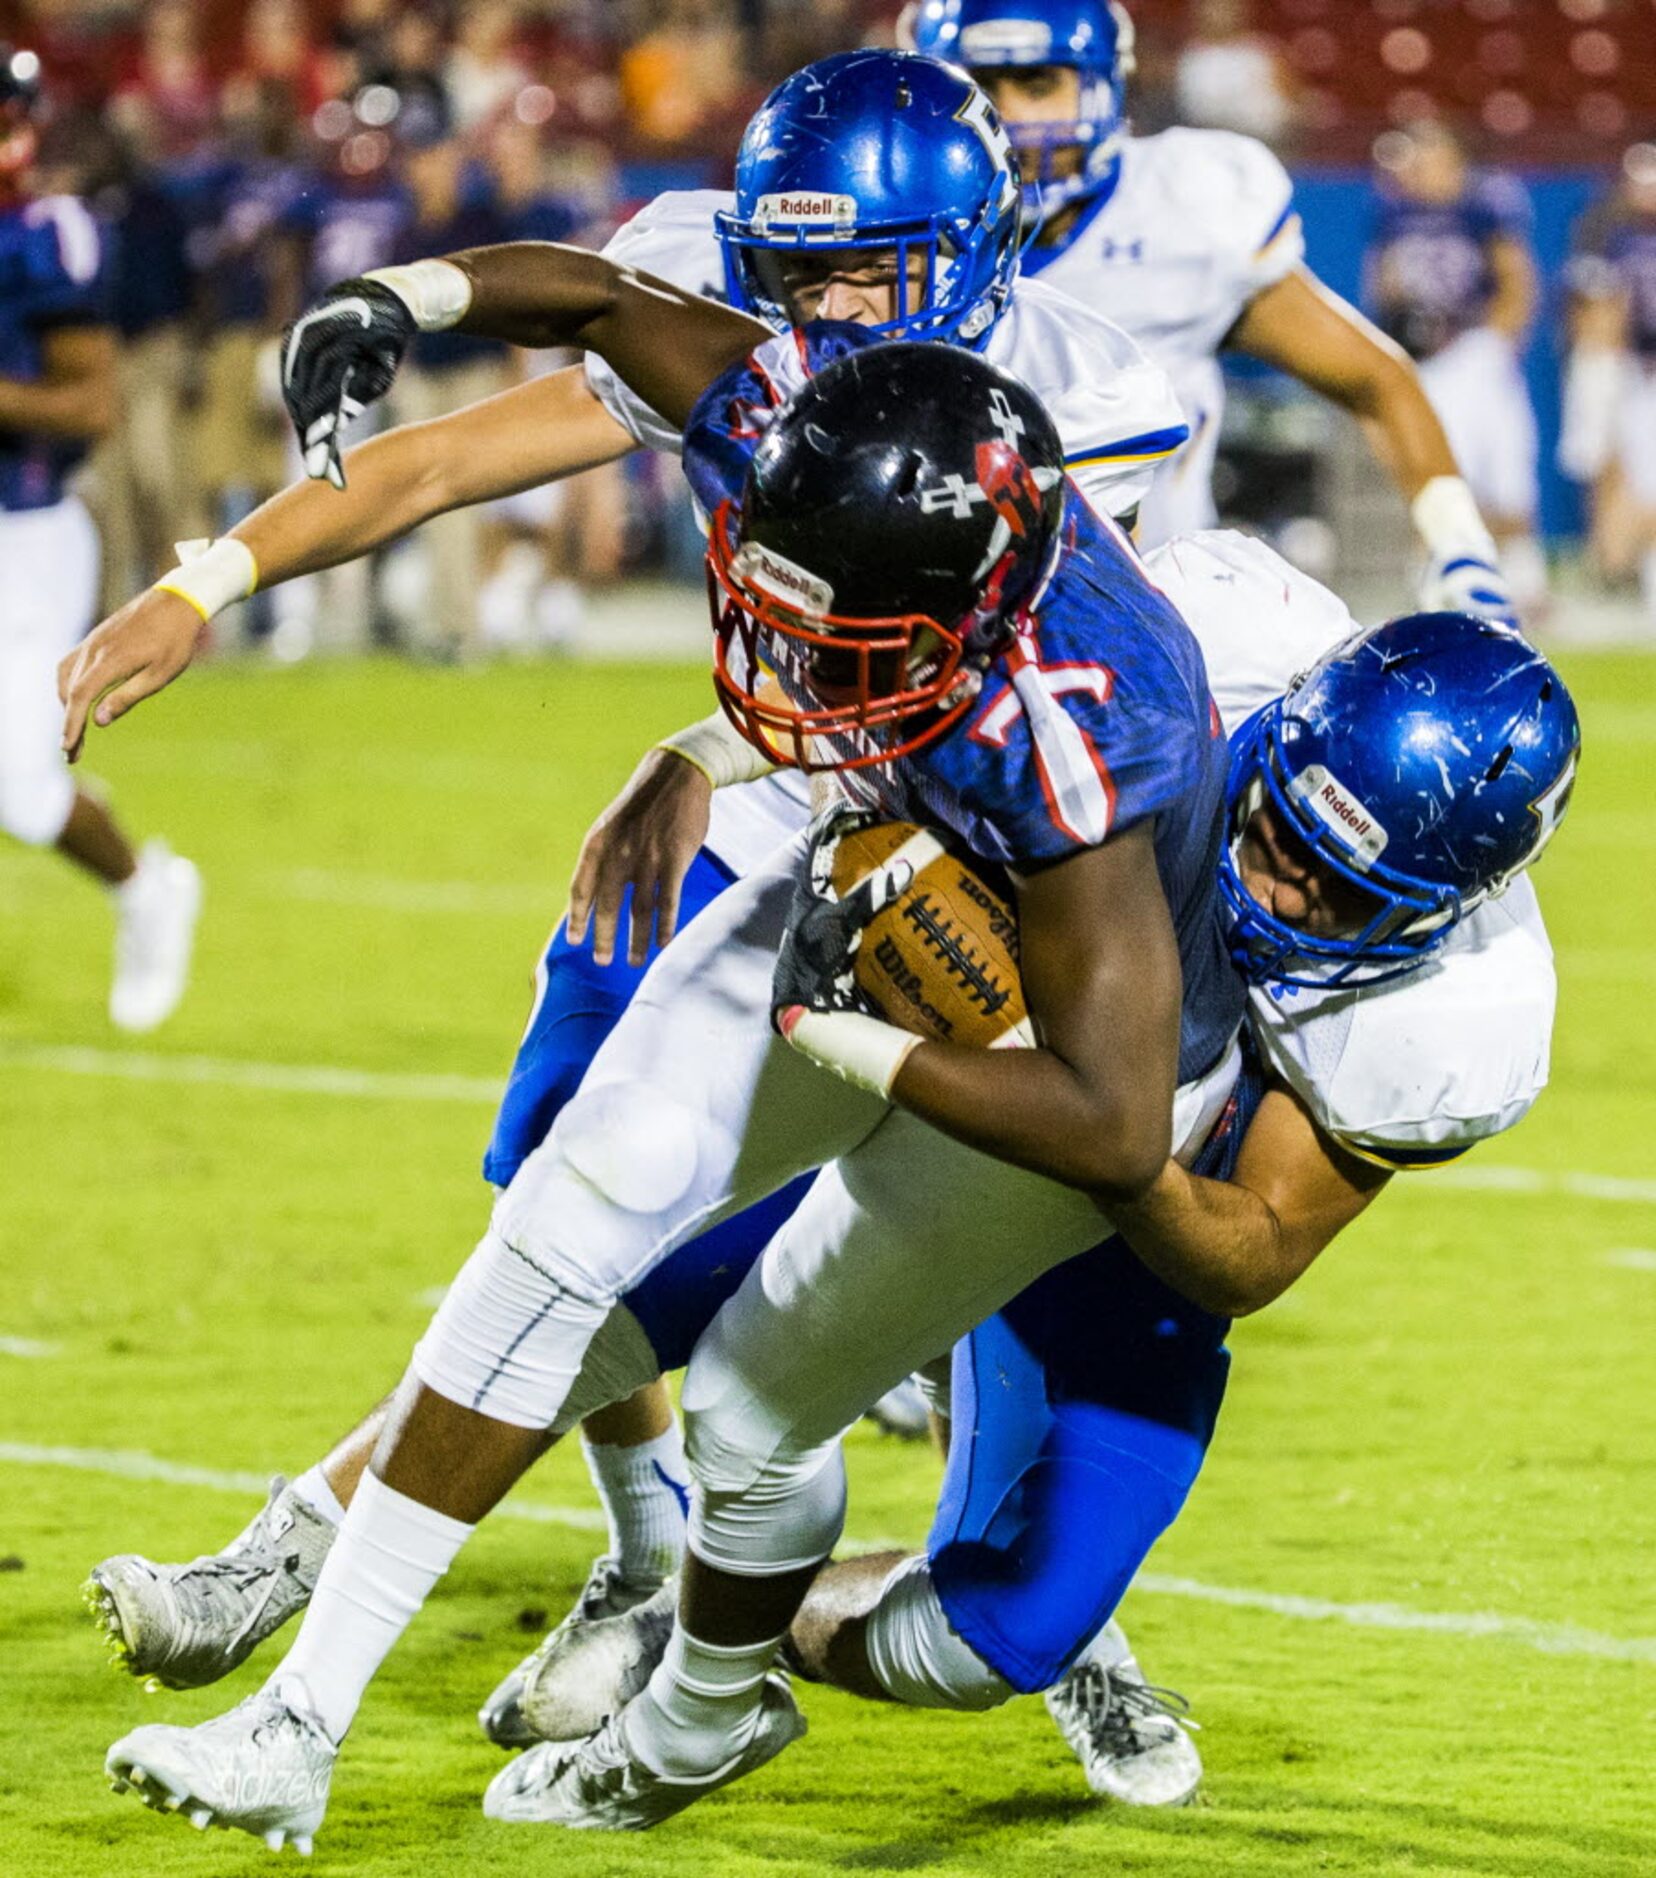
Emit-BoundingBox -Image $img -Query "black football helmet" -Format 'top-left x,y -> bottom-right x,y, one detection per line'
707,338 -> 1066,771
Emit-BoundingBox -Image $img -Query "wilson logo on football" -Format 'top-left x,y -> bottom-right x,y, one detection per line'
1291,764 -> 1389,868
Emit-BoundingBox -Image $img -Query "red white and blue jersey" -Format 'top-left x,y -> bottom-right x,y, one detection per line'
1365,173 -> 1533,360
685,335 -> 1243,1085
878,495 -> 1240,1083
0,194 -> 106,511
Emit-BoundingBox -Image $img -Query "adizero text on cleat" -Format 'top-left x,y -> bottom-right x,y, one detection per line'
87,1476 -> 334,1689
106,1680 -> 335,1851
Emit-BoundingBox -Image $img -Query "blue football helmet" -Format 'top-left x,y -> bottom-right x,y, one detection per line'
905,0 -> 1134,224
1219,613 -> 1581,991
715,50 -> 1022,348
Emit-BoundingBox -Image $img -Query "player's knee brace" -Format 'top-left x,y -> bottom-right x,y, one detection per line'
411,1226 -> 613,1429
687,1443 -> 847,1577
863,1554 -> 1015,1712
0,758 -> 73,847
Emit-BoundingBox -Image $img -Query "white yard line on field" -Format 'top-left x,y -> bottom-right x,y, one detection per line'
0,1043 -> 502,1105
0,1442 -> 607,1533
6,1044 -> 1644,1201
1434,1164 -> 1656,1206
3,1440 -> 1653,1664
1604,1248 -> 1656,1271
0,1335 -> 60,1358
6,1042 -> 1656,1204
272,868 -> 557,919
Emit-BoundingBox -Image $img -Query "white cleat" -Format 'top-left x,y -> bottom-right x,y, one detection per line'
86,1477 -> 335,1689
483,1671 -> 804,1830
1044,1622 -> 1203,1807
110,840 -> 202,1033
479,1557 -> 673,1749
105,1677 -> 335,1852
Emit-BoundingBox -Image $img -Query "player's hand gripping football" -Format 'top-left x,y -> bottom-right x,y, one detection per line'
280,278 -> 417,489
567,746 -> 717,967
58,587 -> 208,761
772,806 -> 913,1034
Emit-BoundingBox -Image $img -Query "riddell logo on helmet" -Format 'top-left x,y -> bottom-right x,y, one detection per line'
1290,764 -> 1389,868
754,192 -> 858,227
732,542 -> 835,616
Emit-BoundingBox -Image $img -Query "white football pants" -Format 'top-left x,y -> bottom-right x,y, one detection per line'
0,498 -> 99,846
414,827 -> 1239,1576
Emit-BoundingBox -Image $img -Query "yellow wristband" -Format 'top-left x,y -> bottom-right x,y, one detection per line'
155,537 -> 259,623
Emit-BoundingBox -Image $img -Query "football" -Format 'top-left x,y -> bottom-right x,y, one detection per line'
831,820 -> 1032,1050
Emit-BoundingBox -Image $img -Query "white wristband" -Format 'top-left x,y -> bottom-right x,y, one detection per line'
364,259 -> 474,332
1411,475 -> 1498,561
779,1007 -> 921,1099
657,711 -> 778,788
154,536 -> 259,623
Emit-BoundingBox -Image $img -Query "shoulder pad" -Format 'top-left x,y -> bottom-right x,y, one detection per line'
1144,530 -> 1357,737
1250,878 -> 1556,1165
996,280 -> 1188,517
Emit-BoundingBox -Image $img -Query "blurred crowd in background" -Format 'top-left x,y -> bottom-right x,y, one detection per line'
5,0 -> 1655,654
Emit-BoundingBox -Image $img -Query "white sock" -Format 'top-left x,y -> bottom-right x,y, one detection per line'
289,1464 -> 348,1529
268,1470 -> 474,1743
582,1424 -> 690,1584
622,1622 -> 782,1779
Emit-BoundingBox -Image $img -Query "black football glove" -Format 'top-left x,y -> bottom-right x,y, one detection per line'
771,805 -> 912,1031
280,277 -> 417,489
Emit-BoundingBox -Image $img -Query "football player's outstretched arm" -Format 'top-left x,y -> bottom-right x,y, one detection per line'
1110,1085 -> 1390,1317
58,365 -> 632,757
444,244 -> 769,426
889,825 -> 1182,1206
1230,267 -> 1513,619
282,245 -> 769,487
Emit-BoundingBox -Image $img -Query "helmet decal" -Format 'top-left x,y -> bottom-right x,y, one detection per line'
1287,764 -> 1389,870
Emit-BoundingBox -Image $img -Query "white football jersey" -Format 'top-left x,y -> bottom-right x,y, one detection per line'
1025,128 -> 1304,542
1145,529 -> 1556,1168
586,189 -> 1190,521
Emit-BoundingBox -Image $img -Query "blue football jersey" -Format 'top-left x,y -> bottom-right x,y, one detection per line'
1365,172 -> 1533,358
685,327 -> 1243,1084
281,172 -> 414,299
0,194 -> 108,510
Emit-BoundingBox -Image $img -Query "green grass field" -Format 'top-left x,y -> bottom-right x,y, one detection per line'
2,652 -> 1653,1878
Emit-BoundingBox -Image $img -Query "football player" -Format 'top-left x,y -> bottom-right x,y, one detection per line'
1363,117 -> 1546,616
904,0 -> 1516,622
98,305 -> 1248,1846
0,44 -> 200,1031
71,49 -> 1192,1716
513,561 -> 1574,1817
1558,140 -> 1656,634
